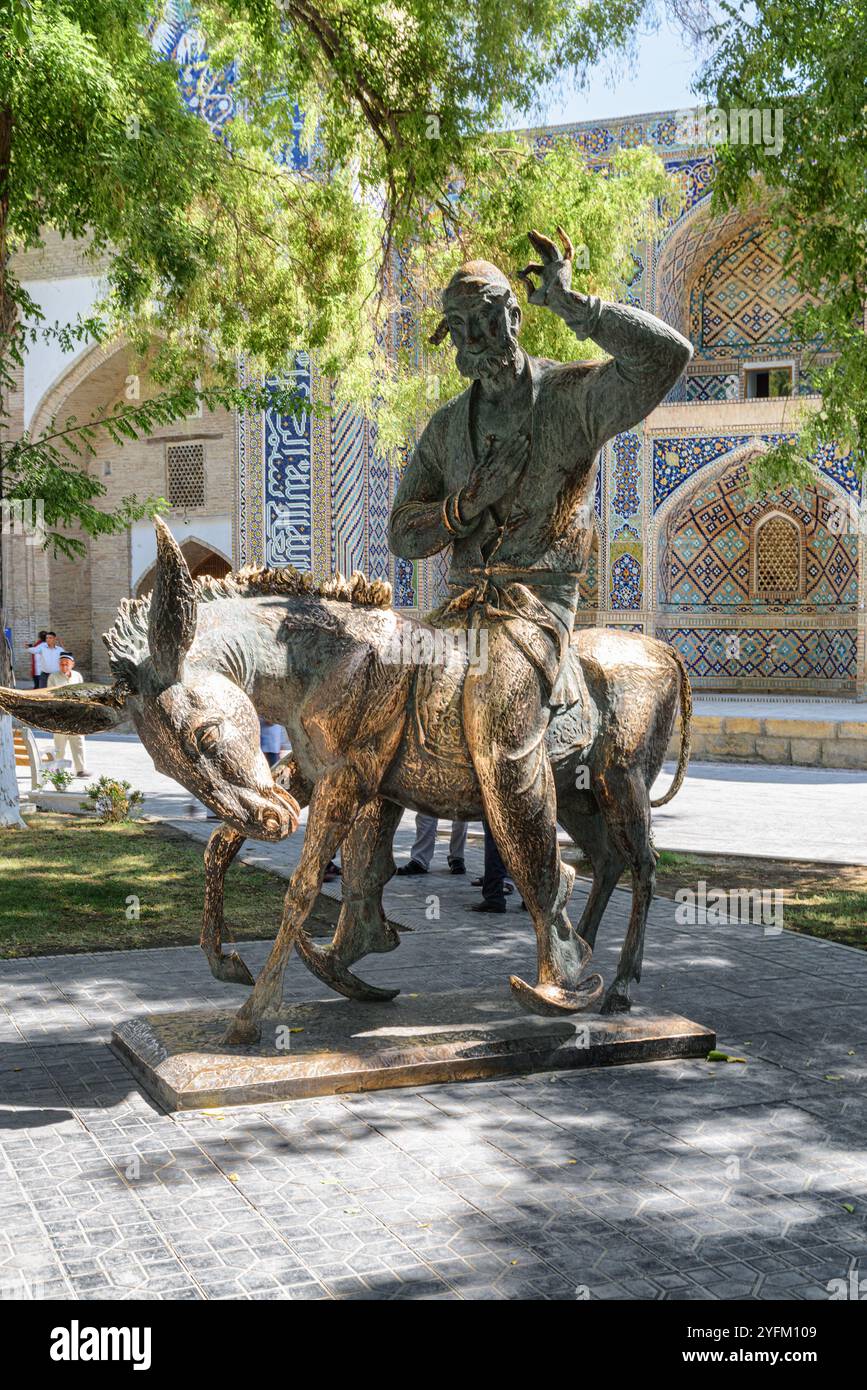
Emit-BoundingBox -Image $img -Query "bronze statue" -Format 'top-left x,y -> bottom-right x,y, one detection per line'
0,229 -> 694,1046
0,519 -> 690,1043
390,229 -> 692,1010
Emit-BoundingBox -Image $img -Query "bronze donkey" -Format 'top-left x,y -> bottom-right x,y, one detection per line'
0,519 -> 690,1043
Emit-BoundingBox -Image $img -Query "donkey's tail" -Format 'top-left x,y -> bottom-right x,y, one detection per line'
650,646 -> 692,808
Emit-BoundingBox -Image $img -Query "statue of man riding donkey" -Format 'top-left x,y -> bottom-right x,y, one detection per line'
0,229 -> 693,1045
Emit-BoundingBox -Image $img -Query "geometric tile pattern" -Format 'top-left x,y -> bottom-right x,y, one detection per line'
3,814 -> 867,1303
663,462 -> 858,612
365,418 -> 393,586
656,204 -> 750,334
689,224 -> 819,360
653,434 -> 861,513
330,396 -> 368,578
685,374 -> 740,402
658,626 -> 858,681
612,433 -> 641,516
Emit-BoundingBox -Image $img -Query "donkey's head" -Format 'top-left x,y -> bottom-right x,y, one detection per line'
0,518 -> 298,840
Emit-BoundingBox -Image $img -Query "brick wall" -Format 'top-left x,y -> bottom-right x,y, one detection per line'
4,276 -> 238,681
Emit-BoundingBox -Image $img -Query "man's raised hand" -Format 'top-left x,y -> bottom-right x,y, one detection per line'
517,227 -> 574,307
460,431 -> 530,520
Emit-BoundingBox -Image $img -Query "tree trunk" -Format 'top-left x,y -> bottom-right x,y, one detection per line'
0,103 -> 25,827
0,715 -> 26,829
0,626 -> 25,828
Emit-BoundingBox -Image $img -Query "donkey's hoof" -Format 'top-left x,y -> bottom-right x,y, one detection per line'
509,973 -> 604,1016
601,984 -> 632,1015
223,1016 -> 261,1046
207,950 -> 255,987
295,936 -> 399,1003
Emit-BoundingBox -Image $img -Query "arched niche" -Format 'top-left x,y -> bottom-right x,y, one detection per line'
653,196 -> 757,339
135,538 -> 233,598
686,222 -> 820,368
653,443 -> 858,615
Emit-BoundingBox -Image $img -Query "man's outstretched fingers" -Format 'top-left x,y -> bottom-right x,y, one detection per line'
528,228 -> 559,260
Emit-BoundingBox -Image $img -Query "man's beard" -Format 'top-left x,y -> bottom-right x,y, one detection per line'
456,332 -> 522,382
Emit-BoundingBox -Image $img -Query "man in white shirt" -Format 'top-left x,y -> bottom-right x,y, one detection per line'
46,653 -> 91,776
33,631 -> 63,687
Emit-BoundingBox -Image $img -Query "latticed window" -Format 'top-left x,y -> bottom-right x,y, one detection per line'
753,514 -> 801,601
166,443 -> 205,509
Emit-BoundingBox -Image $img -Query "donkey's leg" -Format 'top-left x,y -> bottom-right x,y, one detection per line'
295,796 -> 404,1001
202,756 -> 312,987
593,767 -> 657,1015
202,825 -> 253,985
462,644 -> 602,1016
224,770 -> 366,1046
556,799 -> 625,952
495,784 -> 603,1016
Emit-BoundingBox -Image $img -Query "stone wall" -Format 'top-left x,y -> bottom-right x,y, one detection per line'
667,712 -> 867,769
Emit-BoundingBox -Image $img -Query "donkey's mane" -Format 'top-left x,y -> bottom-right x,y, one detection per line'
102,564 -> 393,677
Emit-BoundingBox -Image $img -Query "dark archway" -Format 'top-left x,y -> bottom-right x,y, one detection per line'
135,539 -> 232,598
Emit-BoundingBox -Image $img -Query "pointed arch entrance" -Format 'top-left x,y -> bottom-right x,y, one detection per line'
135,539 -> 232,598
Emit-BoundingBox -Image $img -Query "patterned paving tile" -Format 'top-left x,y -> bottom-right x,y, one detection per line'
1,842 -> 866,1300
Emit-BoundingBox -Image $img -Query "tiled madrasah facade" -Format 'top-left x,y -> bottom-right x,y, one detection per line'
3,12 -> 865,768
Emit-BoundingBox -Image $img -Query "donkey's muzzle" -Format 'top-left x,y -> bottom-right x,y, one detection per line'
233,786 -> 299,841
273,785 -> 302,832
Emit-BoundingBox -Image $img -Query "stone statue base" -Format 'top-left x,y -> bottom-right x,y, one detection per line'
111,990 -> 715,1111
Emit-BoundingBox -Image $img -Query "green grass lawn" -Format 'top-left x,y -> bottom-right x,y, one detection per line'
6,815 -> 863,961
0,814 -> 341,958
652,851 -> 867,950
615,849 -> 867,951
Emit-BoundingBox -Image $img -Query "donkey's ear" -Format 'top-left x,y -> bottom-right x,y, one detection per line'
148,516 -> 197,686
0,682 -> 130,734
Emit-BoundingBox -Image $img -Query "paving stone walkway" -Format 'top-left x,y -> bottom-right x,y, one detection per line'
2,820 -> 866,1301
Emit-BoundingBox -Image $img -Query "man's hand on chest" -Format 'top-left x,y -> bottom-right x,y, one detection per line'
460,430 -> 530,522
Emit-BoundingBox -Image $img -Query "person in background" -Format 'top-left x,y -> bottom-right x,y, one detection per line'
47,653 -> 91,777
471,819 -> 515,914
258,718 -> 341,881
258,719 -> 285,769
396,813 -> 468,876
28,630 -> 47,688
32,631 -> 63,688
